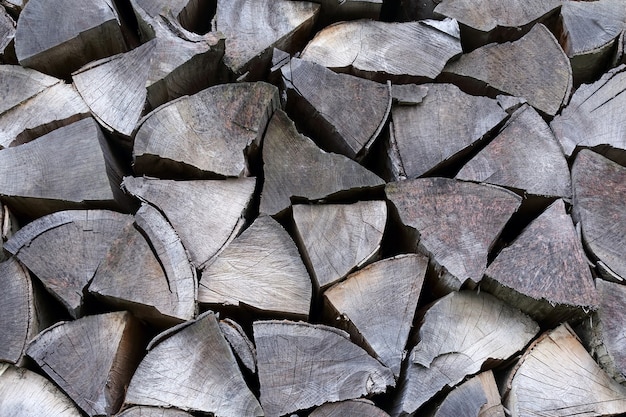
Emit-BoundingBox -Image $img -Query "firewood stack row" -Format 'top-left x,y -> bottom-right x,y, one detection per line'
1,0 -> 626,416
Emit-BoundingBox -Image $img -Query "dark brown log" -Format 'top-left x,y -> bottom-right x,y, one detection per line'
386,178 -> 521,294
392,291 -> 539,416
260,109 -> 384,216
254,320 -> 395,417
26,311 -> 145,417
219,318 -> 257,373
124,311 -> 263,416
0,7 -> 15,62
116,407 -> 194,417
198,214 -> 312,318
430,371 -> 505,417
309,399 -> 390,417
292,200 -> 386,289
133,82 -> 279,178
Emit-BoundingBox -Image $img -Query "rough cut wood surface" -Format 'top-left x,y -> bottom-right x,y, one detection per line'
431,371 -> 505,417
116,407 -> 194,417
309,399 -> 390,417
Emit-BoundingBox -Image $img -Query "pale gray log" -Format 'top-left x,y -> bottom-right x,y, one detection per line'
0,8 -> 15,60
391,84 -> 428,105
116,406 -> 193,417
309,399 -> 390,417
219,318 -> 256,373
431,371 -> 505,417
495,94 -> 527,114
0,65 -> 57,114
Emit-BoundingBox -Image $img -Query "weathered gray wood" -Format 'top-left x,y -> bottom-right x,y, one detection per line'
14,0 -> 127,78
431,371 -> 505,417
386,178 -> 521,294
324,254 -> 428,377
0,7 -> 15,62
4,210 -> 133,317
301,19 -> 462,83
292,201 -> 386,289
393,291 -> 539,416
116,406 -> 194,417
260,109 -> 384,216
26,311 -> 145,417
456,104 -> 571,198
0,65 -> 57,114
504,324 -> 626,417
125,311 -> 263,416
0,364 -> 83,417
219,318 -> 256,373
198,214 -> 312,318
0,203 -> 17,261
389,83 -> 507,178
254,320 -> 395,417
309,399 -> 390,417
442,24 -> 572,116
281,57 -> 391,160
122,176 -> 255,268
134,82 -> 279,178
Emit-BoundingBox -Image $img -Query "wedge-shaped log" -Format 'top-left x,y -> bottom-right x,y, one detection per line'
430,371 -> 505,417
134,82 -> 279,178
0,8 -> 15,63
122,176 -> 255,268
324,254 -> 427,377
199,214 -> 312,318
281,57 -> 391,160
0,364 -> 82,417
125,311 -> 263,416
117,407 -> 193,417
293,201 -> 386,289
392,291 -> 539,416
386,178 -> 521,294
254,320 -> 395,417
14,0 -> 127,78
504,324 -> 626,417
214,0 -> 320,79
389,83 -> 507,178
131,0 -> 212,33
260,109 -> 384,216
219,318 -> 257,373
301,19 -> 462,83
4,210 -> 133,317
456,104 -> 571,198
442,24 -> 572,116
26,311 -> 145,417
309,399 -> 390,417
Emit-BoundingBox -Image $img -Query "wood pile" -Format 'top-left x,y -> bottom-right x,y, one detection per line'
2,0 -> 626,416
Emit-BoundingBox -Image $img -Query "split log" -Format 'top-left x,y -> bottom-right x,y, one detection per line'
292,200 -> 387,289
213,0 -> 320,80
281,57 -> 392,160
456,104 -> 571,199
301,19 -> 462,83
0,203 -> 17,259
124,311 -> 263,416
198,214 -> 312,318
0,364 -> 83,417
503,324 -> 626,417
219,318 -> 257,373
441,23 -> 572,117
388,83 -> 508,178
14,0 -> 128,79
1,0 -> 23,16
260,109 -> 384,216
392,291 -> 539,416
133,82 -> 279,178
385,178 -> 521,294
495,94 -> 527,114
572,149 -> 626,281
391,83 -> 429,105
323,253 -> 428,377
483,199 -> 597,324
430,371 -> 505,417
130,0 -> 213,34
26,311 -> 145,417
116,407 -> 193,417
4,210 -> 134,317
0,7 -> 15,62
122,176 -> 255,268
254,320 -> 395,417
309,399 -> 390,417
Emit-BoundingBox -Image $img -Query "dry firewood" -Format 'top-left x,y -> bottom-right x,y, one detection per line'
551,64 -> 626,160
389,83 -> 507,178
503,323 -> 626,417
393,291 -> 539,416
312,0 -> 382,23
391,83 -> 429,105
495,94 -> 527,114
386,178 -> 521,294
26,311 -> 145,417
301,19 -> 462,83
89,204 -> 197,325
213,0 -> 320,80
292,200 -> 386,289
4,210 -> 134,317
441,24 -> 572,117
281,57 -> 391,160
219,318 -> 256,373
483,199 -> 597,324
324,253 -> 428,377
198,214 -> 312,318
430,371 -> 505,417
0,0 -> 22,17
0,203 -> 17,260
260,109 -> 384,216
309,399 -> 390,417
254,320 -> 395,417
14,0 -> 127,79
456,104 -> 571,199
130,0 -> 213,33
125,311 -> 263,416
0,7 -> 15,62
122,176 -> 255,268
116,407 -> 194,417
134,82 -> 279,178
0,364 -> 83,417
572,149 -> 626,281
